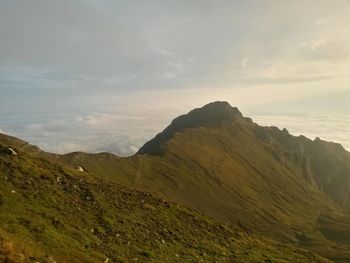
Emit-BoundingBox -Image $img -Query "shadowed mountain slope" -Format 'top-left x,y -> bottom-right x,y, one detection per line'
61,102 -> 350,262
138,101 -> 245,154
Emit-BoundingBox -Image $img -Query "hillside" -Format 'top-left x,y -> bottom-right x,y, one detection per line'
61,102 -> 350,262
0,134 -> 331,262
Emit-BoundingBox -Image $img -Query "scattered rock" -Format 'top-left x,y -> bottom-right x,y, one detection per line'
0,147 -> 18,156
76,166 -> 84,172
8,147 -> 17,155
47,255 -> 57,263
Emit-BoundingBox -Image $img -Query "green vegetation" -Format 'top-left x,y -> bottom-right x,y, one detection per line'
0,139 -> 329,262
61,102 -> 350,262
1,101 -> 350,262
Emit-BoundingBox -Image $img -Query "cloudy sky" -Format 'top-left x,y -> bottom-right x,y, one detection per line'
0,0 -> 349,155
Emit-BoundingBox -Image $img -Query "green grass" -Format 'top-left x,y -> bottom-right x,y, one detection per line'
0,138 -> 330,262
59,103 -> 350,262
2,102 -> 350,262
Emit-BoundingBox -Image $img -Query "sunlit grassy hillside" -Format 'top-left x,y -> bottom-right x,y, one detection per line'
61,102 -> 350,262
0,134 -> 331,262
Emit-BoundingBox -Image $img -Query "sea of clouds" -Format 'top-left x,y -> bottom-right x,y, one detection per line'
0,110 -> 349,156
0,110 -> 175,156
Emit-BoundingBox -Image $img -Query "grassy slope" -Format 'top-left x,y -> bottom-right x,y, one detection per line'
62,127 -> 350,261
0,136 -> 330,263
60,108 -> 350,262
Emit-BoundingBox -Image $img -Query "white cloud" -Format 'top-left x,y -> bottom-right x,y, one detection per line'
314,19 -> 327,27
0,109 -> 174,156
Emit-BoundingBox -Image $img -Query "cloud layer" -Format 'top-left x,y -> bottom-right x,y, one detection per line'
1,1 -> 350,101
0,110 -> 173,156
0,0 -> 349,154
1,107 -> 349,156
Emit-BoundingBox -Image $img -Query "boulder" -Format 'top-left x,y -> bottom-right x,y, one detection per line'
76,166 -> 84,172
0,146 -> 18,156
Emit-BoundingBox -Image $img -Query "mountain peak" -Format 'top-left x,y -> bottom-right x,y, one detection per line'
138,101 -> 244,154
192,101 -> 243,121
200,101 -> 233,111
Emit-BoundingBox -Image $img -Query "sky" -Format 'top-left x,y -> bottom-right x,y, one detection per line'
0,0 -> 349,155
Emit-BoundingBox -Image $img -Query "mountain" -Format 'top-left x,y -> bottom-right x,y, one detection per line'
60,102 -> 350,262
0,133 -> 330,263
138,101 -> 244,154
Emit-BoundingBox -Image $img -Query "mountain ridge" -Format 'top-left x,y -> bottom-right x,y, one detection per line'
1,102 -> 350,262
59,102 -> 350,262
138,101 -> 249,155
0,132 -> 330,262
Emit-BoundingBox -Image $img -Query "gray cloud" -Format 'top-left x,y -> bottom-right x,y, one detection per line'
0,0 -> 349,154
1,0 -> 349,95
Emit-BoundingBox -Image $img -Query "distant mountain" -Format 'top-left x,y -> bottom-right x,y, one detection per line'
61,102 -> 350,262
